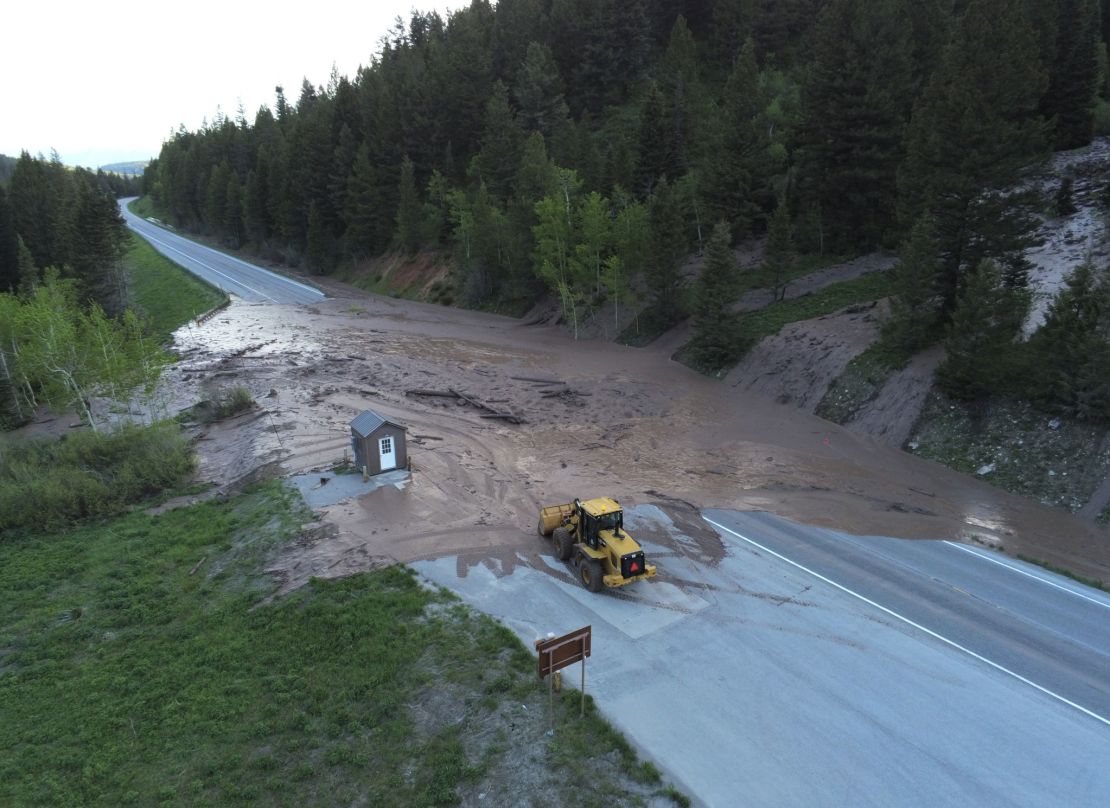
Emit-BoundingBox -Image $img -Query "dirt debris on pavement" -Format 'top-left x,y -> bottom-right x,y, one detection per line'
157,275 -> 1110,591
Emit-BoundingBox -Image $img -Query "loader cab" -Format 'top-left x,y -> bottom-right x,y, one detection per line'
575,497 -> 624,549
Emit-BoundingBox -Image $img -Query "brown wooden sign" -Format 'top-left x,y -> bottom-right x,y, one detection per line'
536,625 -> 591,679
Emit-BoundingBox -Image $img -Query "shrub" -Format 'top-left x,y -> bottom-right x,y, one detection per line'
0,421 -> 194,533
216,386 -> 255,419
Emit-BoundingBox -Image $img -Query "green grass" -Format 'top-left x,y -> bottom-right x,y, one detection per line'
122,232 -> 227,343
736,252 -> 849,298
127,196 -> 159,220
732,270 -> 897,352
815,337 -> 914,424
0,482 -> 685,806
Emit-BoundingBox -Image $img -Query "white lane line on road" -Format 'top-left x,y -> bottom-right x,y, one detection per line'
125,212 -> 323,300
703,517 -> 1110,729
213,248 -> 323,298
941,540 -> 1110,611
133,228 -> 277,303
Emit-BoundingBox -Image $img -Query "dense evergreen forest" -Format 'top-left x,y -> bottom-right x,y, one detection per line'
144,0 -> 1110,416
0,153 -> 155,429
0,152 -> 142,310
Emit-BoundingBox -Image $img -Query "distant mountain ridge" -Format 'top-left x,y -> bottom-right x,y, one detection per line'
99,160 -> 149,176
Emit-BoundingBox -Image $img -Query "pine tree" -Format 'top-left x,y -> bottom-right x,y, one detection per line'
423,171 -> 451,247
937,260 -> 1030,402
647,178 -> 688,325
513,42 -> 571,141
907,0 -> 952,95
691,222 -> 740,371
205,162 -> 231,236
0,185 -> 18,293
492,0 -> 549,86
636,84 -> 671,196
1029,262 -> 1110,417
396,156 -> 424,254
899,0 -> 1050,315
16,236 -> 38,295
225,173 -> 244,248
659,16 -> 701,176
473,82 -> 525,200
68,179 -> 128,314
244,164 -> 269,247
573,0 -> 651,112
709,0 -> 756,66
9,152 -> 62,270
884,216 -> 943,352
1044,0 -> 1102,149
763,197 -> 794,302
1055,177 -> 1078,216
343,144 -> 378,258
428,4 -> 495,164
700,38 -> 763,240
803,0 -> 914,251
305,201 -> 333,274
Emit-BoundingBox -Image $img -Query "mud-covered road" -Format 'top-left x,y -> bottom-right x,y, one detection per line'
164,279 -> 1110,588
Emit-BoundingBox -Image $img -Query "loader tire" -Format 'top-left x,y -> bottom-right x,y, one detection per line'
553,527 -> 574,561
581,558 -> 604,593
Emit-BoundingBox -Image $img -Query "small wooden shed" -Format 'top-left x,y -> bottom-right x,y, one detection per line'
350,409 -> 408,475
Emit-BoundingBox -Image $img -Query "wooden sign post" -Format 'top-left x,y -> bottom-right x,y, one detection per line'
535,625 -> 592,734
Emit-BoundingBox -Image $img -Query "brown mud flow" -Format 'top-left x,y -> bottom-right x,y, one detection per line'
168,284 -> 1110,591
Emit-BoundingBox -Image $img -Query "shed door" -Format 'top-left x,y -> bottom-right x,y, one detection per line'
379,435 -> 397,471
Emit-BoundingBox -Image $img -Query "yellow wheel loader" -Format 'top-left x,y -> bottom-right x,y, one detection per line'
537,497 -> 656,592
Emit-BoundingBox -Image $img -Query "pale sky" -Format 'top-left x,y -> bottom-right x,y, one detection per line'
2,0 -> 462,168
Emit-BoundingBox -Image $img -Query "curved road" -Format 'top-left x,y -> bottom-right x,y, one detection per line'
414,508 -> 1110,807
119,198 -> 325,305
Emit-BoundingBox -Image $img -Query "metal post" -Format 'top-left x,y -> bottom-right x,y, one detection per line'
548,673 -> 555,736
580,657 -> 586,718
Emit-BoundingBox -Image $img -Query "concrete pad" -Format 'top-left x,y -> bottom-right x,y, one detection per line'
289,468 -> 409,509
412,505 -> 1110,808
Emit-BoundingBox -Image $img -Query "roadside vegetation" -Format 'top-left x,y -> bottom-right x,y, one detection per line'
0,480 -> 683,807
0,421 -> 194,533
0,274 -> 168,431
188,385 -> 256,423
121,232 -> 227,342
127,194 -> 158,219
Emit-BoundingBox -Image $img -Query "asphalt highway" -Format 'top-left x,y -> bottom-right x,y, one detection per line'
118,197 -> 324,305
703,510 -> 1110,728
414,506 -> 1110,807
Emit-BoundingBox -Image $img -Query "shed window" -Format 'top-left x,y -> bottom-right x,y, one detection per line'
380,437 -> 392,453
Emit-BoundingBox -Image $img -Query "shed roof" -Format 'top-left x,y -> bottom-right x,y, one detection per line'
350,409 -> 405,438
